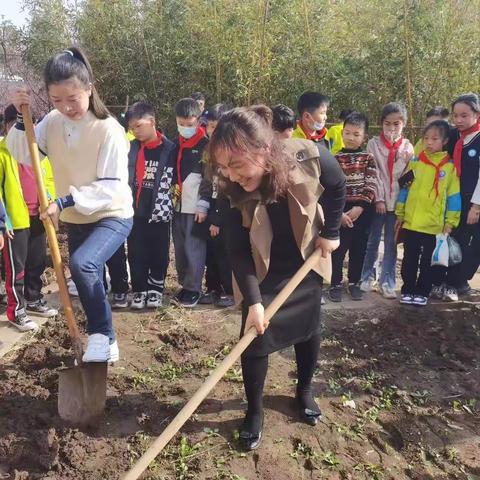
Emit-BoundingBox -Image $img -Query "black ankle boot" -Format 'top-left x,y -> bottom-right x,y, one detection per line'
296,388 -> 322,426
239,411 -> 264,451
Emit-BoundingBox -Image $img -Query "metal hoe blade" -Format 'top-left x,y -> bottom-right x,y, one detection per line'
58,362 -> 108,426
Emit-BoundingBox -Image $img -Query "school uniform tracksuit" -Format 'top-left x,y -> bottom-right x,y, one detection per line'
0,138 -> 55,321
395,150 -> 461,296
127,134 -> 176,295
172,128 -> 211,295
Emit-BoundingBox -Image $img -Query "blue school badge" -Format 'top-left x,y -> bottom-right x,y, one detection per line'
468,149 -> 477,157
439,170 -> 446,178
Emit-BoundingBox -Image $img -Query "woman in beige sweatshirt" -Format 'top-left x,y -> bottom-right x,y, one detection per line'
8,47 -> 133,363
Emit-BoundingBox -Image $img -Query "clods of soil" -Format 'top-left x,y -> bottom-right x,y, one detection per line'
1,297 -> 479,479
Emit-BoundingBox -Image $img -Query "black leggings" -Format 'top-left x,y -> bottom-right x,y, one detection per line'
240,333 -> 321,415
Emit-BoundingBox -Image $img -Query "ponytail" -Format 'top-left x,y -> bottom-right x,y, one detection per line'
44,46 -> 110,120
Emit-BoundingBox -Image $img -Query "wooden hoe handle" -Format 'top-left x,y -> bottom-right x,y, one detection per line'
123,249 -> 323,480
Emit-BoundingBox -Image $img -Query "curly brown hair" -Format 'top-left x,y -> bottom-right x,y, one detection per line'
207,105 -> 296,203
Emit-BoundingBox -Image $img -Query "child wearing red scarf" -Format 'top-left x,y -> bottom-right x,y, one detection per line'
395,120 -> 460,306
434,93 -> 480,301
172,98 -> 210,308
360,102 -> 414,299
292,92 -> 330,149
125,102 -> 176,310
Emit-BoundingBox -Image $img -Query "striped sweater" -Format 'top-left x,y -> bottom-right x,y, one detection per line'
334,148 -> 377,207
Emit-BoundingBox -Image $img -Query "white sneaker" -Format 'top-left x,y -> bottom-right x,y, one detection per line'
10,310 -> 39,332
430,284 -> 445,299
131,292 -> 147,310
443,286 -> 458,302
26,298 -> 58,318
400,294 -> 414,305
380,284 -> 397,299
111,293 -> 128,309
360,279 -> 375,292
109,340 -> 119,363
147,291 -> 163,309
412,295 -> 428,306
82,333 -> 110,362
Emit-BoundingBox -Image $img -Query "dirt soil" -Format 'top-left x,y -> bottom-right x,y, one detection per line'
1,286 -> 480,479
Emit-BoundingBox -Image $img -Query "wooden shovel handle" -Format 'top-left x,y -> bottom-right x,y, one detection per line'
21,106 -> 83,363
122,248 -> 323,480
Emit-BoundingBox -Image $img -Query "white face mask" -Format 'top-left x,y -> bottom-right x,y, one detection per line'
313,121 -> 325,131
383,128 -> 402,142
177,124 -> 197,139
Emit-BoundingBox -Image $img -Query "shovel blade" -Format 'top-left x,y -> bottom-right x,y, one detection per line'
58,362 -> 108,426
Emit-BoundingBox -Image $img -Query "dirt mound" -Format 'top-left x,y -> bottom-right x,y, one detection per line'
1,302 -> 479,479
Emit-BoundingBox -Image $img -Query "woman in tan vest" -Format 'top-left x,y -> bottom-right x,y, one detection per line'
8,47 -> 133,363
209,106 -> 346,450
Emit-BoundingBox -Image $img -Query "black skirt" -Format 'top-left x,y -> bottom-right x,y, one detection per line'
241,270 -> 323,357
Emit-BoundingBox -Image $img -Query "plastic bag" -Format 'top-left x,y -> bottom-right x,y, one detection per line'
447,235 -> 462,266
431,234 -> 449,267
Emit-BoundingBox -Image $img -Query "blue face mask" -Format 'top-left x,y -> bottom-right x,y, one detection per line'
313,121 -> 325,131
177,124 -> 197,139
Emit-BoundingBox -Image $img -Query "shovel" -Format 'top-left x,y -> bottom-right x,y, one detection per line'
123,248 -> 323,480
21,105 -> 108,425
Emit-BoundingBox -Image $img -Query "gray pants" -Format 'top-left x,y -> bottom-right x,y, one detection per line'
172,212 -> 207,293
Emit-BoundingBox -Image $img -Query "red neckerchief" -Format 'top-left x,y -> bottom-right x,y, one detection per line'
380,132 -> 403,195
135,131 -> 163,207
297,121 -> 327,142
176,126 -> 206,191
453,120 -> 480,177
418,150 -> 451,199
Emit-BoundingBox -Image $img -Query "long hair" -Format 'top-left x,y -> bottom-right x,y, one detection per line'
208,105 -> 296,203
44,46 -> 110,120
452,93 -> 480,114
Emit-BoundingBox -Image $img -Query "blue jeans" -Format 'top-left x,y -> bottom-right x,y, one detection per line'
360,212 -> 397,290
66,217 -> 133,343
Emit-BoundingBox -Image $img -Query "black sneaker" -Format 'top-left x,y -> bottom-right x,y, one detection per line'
328,285 -> 343,303
26,298 -> 58,318
457,283 -> 474,297
215,295 -> 235,308
179,290 -> 201,308
173,289 -> 185,302
198,291 -> 218,305
348,284 -> 364,301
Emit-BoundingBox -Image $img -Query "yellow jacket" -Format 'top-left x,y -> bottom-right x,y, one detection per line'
395,150 -> 461,234
327,123 -> 344,154
0,138 -> 56,230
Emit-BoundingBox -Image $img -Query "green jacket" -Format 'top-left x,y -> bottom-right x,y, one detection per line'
395,150 -> 461,235
0,138 -> 56,230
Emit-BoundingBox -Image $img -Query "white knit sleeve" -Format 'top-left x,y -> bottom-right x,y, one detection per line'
6,114 -> 49,165
69,120 -> 133,215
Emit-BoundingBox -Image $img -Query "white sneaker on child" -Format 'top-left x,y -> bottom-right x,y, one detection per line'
360,279 -> 375,292
412,295 -> 428,306
430,284 -> 445,299
131,292 -> 147,310
146,291 -> 163,309
443,286 -> 458,302
109,340 -> 119,363
82,333 -> 110,362
10,311 -> 39,332
380,284 -> 397,299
